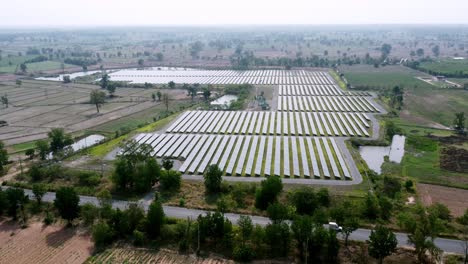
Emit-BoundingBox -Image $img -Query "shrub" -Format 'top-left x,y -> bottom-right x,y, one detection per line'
92,221 -> 114,247
160,170 -> 181,191
81,203 -> 99,226
133,230 -> 146,246
233,244 -> 255,262
78,171 -> 101,186
204,164 -> 223,193
255,176 -> 283,210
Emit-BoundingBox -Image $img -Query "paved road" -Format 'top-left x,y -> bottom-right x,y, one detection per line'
18,188 -> 466,255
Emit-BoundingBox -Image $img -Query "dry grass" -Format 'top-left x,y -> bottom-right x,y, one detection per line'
417,183 -> 468,217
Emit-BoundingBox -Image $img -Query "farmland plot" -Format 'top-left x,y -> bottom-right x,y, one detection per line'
0,80 -> 189,145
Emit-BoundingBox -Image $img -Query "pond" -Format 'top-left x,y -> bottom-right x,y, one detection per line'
359,135 -> 406,174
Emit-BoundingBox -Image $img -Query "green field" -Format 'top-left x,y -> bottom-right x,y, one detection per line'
0,59 -> 75,74
340,65 -> 468,127
419,59 -> 468,75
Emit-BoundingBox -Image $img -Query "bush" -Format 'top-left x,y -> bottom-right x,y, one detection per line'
255,176 -> 283,210
160,170 -> 181,191
233,244 -> 255,262
133,230 -> 146,246
81,203 -> 99,226
204,164 -> 223,193
78,172 -> 101,186
92,221 -> 114,247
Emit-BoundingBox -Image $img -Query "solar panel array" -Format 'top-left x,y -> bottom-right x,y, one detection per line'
109,70 -> 334,84
122,71 -> 378,181
166,110 -> 370,137
130,134 -> 350,179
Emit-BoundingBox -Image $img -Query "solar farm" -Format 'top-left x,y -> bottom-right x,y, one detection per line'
126,70 -> 381,182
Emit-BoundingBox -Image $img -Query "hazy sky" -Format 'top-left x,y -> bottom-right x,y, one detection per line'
2,0 -> 468,26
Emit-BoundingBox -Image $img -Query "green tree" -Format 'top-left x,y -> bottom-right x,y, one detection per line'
368,225 -> 397,264
35,140 -> 49,160
266,202 -> 289,224
106,83 -> 116,97
156,91 -> 162,101
25,148 -> 35,159
161,157 -> 174,170
237,215 -> 253,246
292,187 -> 318,215
0,140 -> 8,172
100,73 -> 109,89
203,88 -> 211,101
32,183 -> 47,206
48,128 -> 73,153
160,170 -> 181,191
146,198 -> 165,239
454,112 -> 465,134
342,217 -> 359,247
255,176 -> 283,210
204,164 -> 222,193
5,188 -> 28,220
162,93 -> 170,111
54,187 -> 80,225
1,95 -> 8,108
416,48 -> 424,57
20,63 -> 27,73
81,203 -> 98,226
63,75 -> 71,83
380,44 -> 392,59
432,45 -> 440,57
138,59 -> 144,67
92,221 -> 114,247
168,81 -> 176,89
265,222 -> 290,257
363,192 -> 380,220
90,89 -> 106,113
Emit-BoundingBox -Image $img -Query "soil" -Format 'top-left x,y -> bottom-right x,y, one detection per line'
417,183 -> 468,217
440,146 -> 468,173
0,220 -> 93,264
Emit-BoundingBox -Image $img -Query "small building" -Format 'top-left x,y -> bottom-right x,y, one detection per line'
210,95 -> 238,110
434,75 -> 446,81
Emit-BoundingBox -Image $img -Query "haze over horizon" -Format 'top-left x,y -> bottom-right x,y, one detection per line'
2,0 -> 468,27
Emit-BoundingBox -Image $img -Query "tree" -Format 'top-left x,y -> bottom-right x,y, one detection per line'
342,217 -> 359,247
160,170 -> 181,191
265,222 -> 290,257
138,59 -> 144,68
54,187 -> 80,225
92,221 -> 114,247
106,83 -> 116,97
416,48 -> 425,57
151,93 -> 156,102
20,63 -> 27,73
266,202 -> 289,224
25,148 -> 35,159
90,89 -> 106,113
432,45 -> 440,57
32,183 -> 47,206
186,85 -> 197,101
162,93 -> 170,112
255,176 -> 283,210
454,112 -> 465,134
363,192 -> 380,220
237,215 -> 253,246
16,79 -> 22,86
203,88 -> 211,101
5,188 -> 28,221
35,139 -> 49,160
1,95 -> 8,108
368,225 -> 397,264
48,128 -> 73,153
155,52 -> 163,61
161,156 -> 174,170
204,164 -> 222,193
0,140 -> 8,172
168,81 -> 176,89
156,91 -> 162,101
146,198 -> 165,239
63,75 -> 71,83
100,73 -> 109,89
380,44 -> 392,60
292,187 -> 318,215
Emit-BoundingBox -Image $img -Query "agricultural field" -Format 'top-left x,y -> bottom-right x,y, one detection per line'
419,58 -> 468,76
0,221 -> 93,264
418,183 -> 468,217
340,64 -> 468,128
86,247 -> 234,264
0,79 -> 192,147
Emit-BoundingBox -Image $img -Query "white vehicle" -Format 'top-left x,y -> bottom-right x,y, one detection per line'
328,222 -> 343,232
